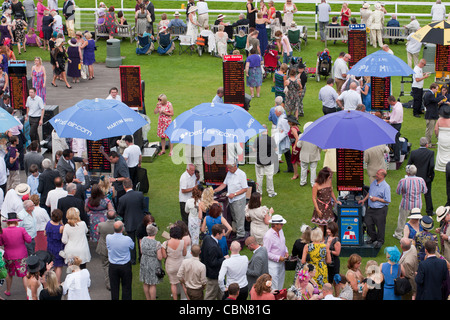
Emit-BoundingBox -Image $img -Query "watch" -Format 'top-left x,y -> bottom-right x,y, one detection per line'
115,178 -> 118,182
234,192 -> 237,196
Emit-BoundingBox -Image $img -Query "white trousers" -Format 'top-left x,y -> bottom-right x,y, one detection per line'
268,260 -> 285,291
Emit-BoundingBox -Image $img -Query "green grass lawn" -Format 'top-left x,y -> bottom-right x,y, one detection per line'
22,0 -> 449,300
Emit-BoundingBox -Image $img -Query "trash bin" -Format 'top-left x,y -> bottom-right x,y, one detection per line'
422,43 -> 435,74
106,38 -> 122,68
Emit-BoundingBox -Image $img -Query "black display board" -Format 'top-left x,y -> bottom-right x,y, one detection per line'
223,55 -> 245,107
370,77 -> 391,111
435,44 -> 450,72
119,65 -> 142,111
336,148 -> 364,192
8,60 -> 28,110
203,144 -> 228,184
348,24 -> 366,68
87,139 -> 111,173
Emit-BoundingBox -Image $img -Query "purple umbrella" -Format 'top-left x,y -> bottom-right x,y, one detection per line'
299,110 -> 398,151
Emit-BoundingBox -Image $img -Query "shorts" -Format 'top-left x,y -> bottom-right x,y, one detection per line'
5,258 -> 28,277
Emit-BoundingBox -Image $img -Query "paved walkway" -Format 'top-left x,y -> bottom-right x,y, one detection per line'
3,62 -> 122,300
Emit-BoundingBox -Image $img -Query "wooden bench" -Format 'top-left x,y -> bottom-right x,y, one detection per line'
325,25 -> 349,46
382,26 -> 411,42
94,24 -> 136,43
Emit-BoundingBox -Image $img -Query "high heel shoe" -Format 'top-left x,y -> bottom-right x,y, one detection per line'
51,82 -> 57,87
66,85 -> 72,89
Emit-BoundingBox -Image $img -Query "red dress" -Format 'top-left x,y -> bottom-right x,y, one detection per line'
288,125 -> 301,164
156,102 -> 173,139
340,8 -> 350,26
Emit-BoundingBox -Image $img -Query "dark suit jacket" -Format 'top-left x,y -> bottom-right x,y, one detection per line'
200,235 -> 225,280
117,189 -> 146,232
415,256 -> 448,300
57,195 -> 89,227
408,147 -> 435,183
246,246 -> 269,290
232,18 -> 250,27
146,2 -> 155,24
23,151 -> 44,176
57,156 -> 83,182
37,168 -> 60,206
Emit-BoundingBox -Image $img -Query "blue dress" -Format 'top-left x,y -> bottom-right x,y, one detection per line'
83,39 -> 96,66
362,83 -> 371,110
256,23 -> 268,55
381,263 -> 401,300
405,222 -> 422,240
205,215 -> 228,257
45,221 -> 65,268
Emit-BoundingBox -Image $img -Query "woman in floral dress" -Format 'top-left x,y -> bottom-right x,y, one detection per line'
85,184 -> 114,242
154,93 -> 174,156
301,228 -> 331,290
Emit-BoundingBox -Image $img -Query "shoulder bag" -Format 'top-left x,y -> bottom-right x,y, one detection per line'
394,264 -> 411,296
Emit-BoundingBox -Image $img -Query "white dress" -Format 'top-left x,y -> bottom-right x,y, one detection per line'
283,4 -> 295,27
186,13 -> 198,45
436,127 -> 450,172
185,198 -> 201,245
61,221 -> 91,264
62,269 -> 91,300
215,31 -> 228,57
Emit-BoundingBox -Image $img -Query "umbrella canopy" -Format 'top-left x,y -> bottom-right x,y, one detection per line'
49,98 -> 148,140
411,19 -> 450,45
299,110 -> 398,151
0,108 -> 21,132
164,102 -> 265,147
347,50 -> 414,77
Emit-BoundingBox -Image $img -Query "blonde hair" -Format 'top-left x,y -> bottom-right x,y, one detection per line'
365,260 -> 379,276
45,270 -> 62,296
66,207 -> 81,227
158,94 -> 168,104
201,187 -> 215,209
98,177 -> 112,196
310,227 -> 323,242
84,32 -> 92,39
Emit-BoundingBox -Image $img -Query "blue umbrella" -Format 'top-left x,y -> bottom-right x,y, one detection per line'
49,98 -> 148,140
299,110 -> 398,151
164,102 -> 265,147
347,50 -> 414,77
0,107 -> 21,132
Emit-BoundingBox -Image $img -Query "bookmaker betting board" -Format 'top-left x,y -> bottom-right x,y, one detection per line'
223,55 -> 245,107
8,60 -> 28,110
370,76 -> 391,111
336,148 -> 364,192
87,139 -> 111,173
435,44 -> 450,72
348,24 -> 367,67
203,145 -> 228,184
119,65 -> 143,111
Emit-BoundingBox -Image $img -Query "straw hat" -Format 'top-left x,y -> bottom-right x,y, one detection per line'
407,208 -> 422,220
436,206 -> 450,223
188,6 -> 197,13
174,11 -> 180,16
15,183 -> 30,196
55,38 -> 65,47
420,216 -> 434,231
269,214 -> 287,224
362,2 -> 370,9
217,14 -> 226,20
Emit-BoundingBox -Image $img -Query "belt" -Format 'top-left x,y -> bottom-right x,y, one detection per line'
368,206 -> 385,210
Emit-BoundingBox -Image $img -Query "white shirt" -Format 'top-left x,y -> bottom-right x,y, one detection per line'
317,2 -> 331,22
412,65 -> 424,89
0,155 -> 7,186
319,84 -> 338,109
123,144 -> 141,168
323,294 -> 342,300
338,89 -> 362,110
218,254 -> 249,292
52,14 -> 63,33
197,1 -> 208,14
406,33 -> 422,54
26,95 -> 44,117
179,170 -> 197,202
47,0 -> 58,10
45,187 -> 68,213
1,189 -> 22,219
431,3 -> 446,21
333,58 -> 348,80
34,206 -> 50,231
223,168 -> 248,203
62,269 -> 91,300
106,94 -> 122,101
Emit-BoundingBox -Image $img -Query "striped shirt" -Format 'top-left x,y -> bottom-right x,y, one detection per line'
396,175 -> 428,210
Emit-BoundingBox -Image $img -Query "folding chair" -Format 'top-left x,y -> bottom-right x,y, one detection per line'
288,29 -> 301,52
233,34 -> 247,54
178,35 -> 193,55
136,34 -> 154,55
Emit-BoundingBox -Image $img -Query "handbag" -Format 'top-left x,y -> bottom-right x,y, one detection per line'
284,255 -> 298,271
196,36 -> 205,46
394,265 -> 411,296
273,288 -> 287,300
155,266 -> 165,279
59,250 -> 66,259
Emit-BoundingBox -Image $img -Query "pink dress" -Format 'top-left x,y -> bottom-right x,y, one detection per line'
37,2 -> 47,33
156,102 -> 173,139
32,67 -> 46,103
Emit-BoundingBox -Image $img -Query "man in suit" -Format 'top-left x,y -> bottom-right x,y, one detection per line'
96,210 -> 116,291
144,0 -> 155,35
399,237 -> 419,300
57,149 -> 87,183
117,178 -> 146,265
245,236 -> 268,291
57,182 -> 89,226
415,240 -> 448,300
364,144 -> 390,184
408,137 -> 435,216
37,158 -> 60,215
200,224 -> 228,300
63,0 -> 76,37
65,171 -> 90,202
23,140 -> 44,176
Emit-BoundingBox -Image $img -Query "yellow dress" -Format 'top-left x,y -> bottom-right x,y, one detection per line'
306,243 -> 328,289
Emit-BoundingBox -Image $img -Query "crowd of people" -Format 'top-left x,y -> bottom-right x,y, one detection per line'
0,0 -> 448,303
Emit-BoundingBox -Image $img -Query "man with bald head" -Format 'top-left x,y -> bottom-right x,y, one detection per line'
399,237 -> 418,299
218,241 -> 249,300
106,220 -> 135,300
337,81 -> 362,111
358,169 -> 391,248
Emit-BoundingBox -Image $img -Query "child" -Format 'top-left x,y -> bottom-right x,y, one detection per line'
27,164 -> 41,196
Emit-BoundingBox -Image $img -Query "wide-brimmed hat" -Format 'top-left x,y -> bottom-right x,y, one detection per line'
188,6 -> 197,13
420,216 -> 434,231
15,183 -> 30,196
98,10 -> 106,16
290,21 -> 297,27
407,208 -> 422,220
69,37 -> 78,46
174,11 -> 180,16
436,206 -> 450,222
55,38 -> 65,47
303,121 -> 313,131
362,2 -> 370,8
35,250 -> 54,267
269,214 -> 287,224
6,212 -> 22,222
26,255 -> 45,274
217,14 -> 226,20
286,114 -> 300,125
374,2 -> 382,10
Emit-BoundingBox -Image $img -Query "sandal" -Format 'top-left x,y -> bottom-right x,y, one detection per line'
4,291 -> 10,296
158,151 -> 165,156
